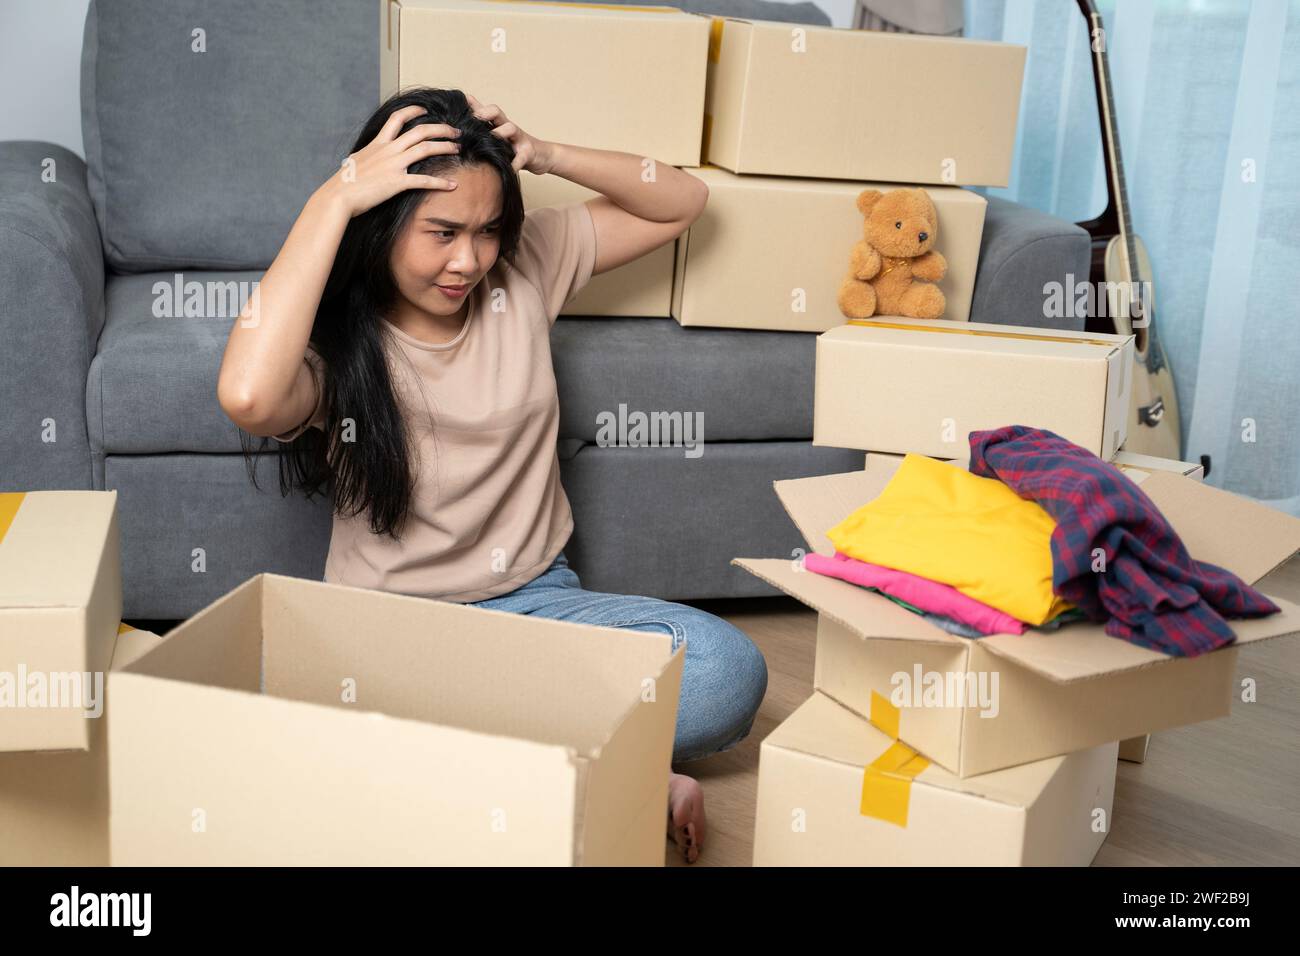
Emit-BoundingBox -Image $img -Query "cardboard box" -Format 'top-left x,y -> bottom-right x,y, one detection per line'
671,166 -> 987,331
733,454 -> 1300,777
703,17 -> 1026,186
1113,449 -> 1205,481
0,624 -> 161,867
520,172 -> 675,317
110,573 -> 683,865
815,319 -> 1135,460
753,692 -> 1117,866
1117,735 -> 1150,763
383,0 -> 709,167
0,491 -> 121,753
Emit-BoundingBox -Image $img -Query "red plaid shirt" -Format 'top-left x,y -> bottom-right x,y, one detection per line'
968,425 -> 1279,657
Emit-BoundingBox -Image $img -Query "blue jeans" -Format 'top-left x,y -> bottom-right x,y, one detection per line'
470,551 -> 768,765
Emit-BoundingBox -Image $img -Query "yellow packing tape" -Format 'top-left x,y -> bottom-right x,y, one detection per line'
118,621 -> 136,635
846,318 -> 1121,349
0,491 -> 26,545
869,690 -> 900,739
708,16 -> 724,62
860,740 -> 930,827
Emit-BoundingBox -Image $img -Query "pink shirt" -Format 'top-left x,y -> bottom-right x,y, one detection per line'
273,200 -> 598,602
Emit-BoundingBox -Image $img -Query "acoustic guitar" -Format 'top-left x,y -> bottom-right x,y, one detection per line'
1075,0 -> 1188,465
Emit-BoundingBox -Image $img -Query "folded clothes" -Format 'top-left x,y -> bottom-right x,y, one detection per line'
1034,606 -> 1088,631
842,578 -> 988,639
804,551 -> 1027,635
825,453 -> 1072,625
968,425 -> 1280,657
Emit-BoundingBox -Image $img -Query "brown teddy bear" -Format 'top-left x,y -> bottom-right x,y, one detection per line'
837,187 -> 947,320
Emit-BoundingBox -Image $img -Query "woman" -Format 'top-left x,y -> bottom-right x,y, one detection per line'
217,88 -> 767,864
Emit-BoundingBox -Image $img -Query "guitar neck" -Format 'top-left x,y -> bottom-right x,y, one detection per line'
1076,0 -> 1133,273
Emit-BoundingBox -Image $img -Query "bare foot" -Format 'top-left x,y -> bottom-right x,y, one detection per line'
666,771 -> 706,864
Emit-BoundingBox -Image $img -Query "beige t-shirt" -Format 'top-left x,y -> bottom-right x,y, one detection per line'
272,200 -> 598,602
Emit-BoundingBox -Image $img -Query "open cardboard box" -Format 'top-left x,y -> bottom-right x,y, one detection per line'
1,623 -> 161,866
109,573 -> 683,865
1,491 -> 121,753
733,454 -> 1300,777
753,692 -> 1117,866
815,319 -> 1136,461
672,166 -> 988,331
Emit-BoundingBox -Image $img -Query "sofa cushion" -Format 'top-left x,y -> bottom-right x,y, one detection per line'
88,273 -> 820,456
80,0 -> 376,273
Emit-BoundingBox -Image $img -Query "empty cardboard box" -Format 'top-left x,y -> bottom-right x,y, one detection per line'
733,454 -> 1300,777
383,0 -> 709,167
110,573 -> 684,865
1,624 -> 161,867
753,692 -> 1117,866
815,319 -> 1136,460
1,491 -> 121,753
704,17 -> 1026,186
671,166 -> 987,331
520,172 -> 675,317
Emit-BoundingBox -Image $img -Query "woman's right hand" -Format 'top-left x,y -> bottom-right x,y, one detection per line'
317,105 -> 462,219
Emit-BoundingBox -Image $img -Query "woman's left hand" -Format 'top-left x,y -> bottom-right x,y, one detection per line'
465,93 -> 555,175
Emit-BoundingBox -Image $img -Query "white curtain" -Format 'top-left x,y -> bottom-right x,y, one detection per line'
965,0 -> 1300,513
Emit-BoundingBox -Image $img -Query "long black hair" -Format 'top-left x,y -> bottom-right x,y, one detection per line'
239,87 -> 527,538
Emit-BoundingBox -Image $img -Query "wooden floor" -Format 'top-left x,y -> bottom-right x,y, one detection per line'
671,555 -> 1300,867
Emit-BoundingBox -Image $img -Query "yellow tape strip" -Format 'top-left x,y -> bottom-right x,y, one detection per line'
860,740 -> 930,827
708,16 -> 724,62
869,690 -> 900,739
846,318 -> 1121,349
479,0 -> 684,13
118,621 -> 136,635
0,492 -> 26,545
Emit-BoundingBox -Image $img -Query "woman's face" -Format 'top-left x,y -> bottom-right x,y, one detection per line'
389,163 -> 503,322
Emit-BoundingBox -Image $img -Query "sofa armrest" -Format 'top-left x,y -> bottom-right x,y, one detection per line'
0,141 -> 105,491
968,195 -> 1091,332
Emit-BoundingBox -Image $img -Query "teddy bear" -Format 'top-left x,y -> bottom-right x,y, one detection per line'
837,187 -> 947,320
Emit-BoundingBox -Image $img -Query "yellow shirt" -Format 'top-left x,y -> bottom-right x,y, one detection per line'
826,453 -> 1072,625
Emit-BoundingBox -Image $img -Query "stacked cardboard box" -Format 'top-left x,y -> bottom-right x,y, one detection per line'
0,490 -> 162,865
733,325 -> 1300,865
673,18 -> 1024,329
385,0 -> 1025,325
386,0 -> 707,318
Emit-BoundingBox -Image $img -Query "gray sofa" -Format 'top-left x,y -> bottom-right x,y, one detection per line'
0,0 -> 1089,619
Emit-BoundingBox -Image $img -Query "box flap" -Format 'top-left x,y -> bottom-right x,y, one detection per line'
979,594 -> 1300,682
1138,471 -> 1300,585
731,558 -> 960,647
0,491 -> 117,609
772,456 -> 905,553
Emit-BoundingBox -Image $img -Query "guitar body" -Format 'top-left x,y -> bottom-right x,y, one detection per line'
1099,235 -> 1183,460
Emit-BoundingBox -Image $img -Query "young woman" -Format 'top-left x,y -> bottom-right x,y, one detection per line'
217,88 -> 767,864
